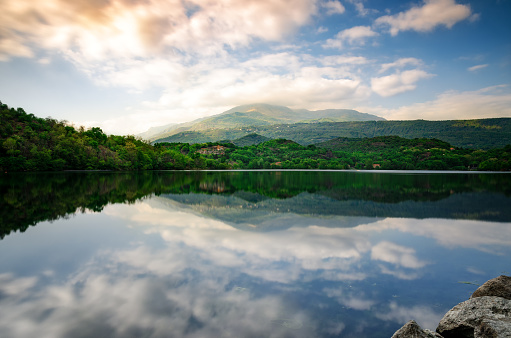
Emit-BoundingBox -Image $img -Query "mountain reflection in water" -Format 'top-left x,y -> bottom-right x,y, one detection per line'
1,170 -> 510,238
0,171 -> 510,337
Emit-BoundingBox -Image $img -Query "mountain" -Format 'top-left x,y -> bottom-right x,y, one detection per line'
136,123 -> 177,140
154,118 -> 511,149
138,116 -> 210,141
138,103 -> 385,141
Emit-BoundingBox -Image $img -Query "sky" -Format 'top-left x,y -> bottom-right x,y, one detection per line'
0,0 -> 510,135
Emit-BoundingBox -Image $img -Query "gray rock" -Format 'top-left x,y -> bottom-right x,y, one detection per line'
475,318 -> 511,337
392,320 -> 443,338
436,296 -> 511,338
471,275 -> 511,300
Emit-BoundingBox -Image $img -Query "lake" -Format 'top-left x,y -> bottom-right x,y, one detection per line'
0,170 -> 510,337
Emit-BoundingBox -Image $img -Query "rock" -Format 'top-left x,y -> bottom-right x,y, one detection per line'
391,320 -> 443,338
471,275 -> 511,300
475,318 -> 511,338
436,296 -> 511,338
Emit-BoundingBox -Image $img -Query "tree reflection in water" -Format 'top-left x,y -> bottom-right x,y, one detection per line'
2,171 -> 510,238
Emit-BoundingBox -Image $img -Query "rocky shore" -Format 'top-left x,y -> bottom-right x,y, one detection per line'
391,275 -> 511,338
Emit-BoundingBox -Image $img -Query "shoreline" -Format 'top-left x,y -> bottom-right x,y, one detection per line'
2,169 -> 510,174
392,275 -> 511,338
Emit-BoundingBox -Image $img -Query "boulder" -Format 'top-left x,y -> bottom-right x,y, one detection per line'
471,275 -> 511,300
436,296 -> 511,338
475,318 -> 511,337
391,320 -> 443,338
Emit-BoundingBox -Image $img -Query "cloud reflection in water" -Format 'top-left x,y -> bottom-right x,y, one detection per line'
0,194 -> 510,337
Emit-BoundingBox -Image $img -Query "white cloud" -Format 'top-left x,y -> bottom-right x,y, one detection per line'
4,201 -> 452,338
0,0 -> 318,62
357,217 -> 511,252
1,195 -> 508,337
468,64 -> 489,72
0,0 -> 377,136
371,69 -> 434,97
76,52 -> 372,134
92,57 -> 191,91
375,0 -> 472,36
0,37 -> 34,61
321,55 -> 370,66
323,37 -> 343,49
379,57 -> 423,74
340,26 -> 379,44
0,274 -> 38,295
104,200 -> 375,282
377,85 -> 511,120
323,0 -> 346,15
0,0 -> 499,135
346,0 -> 377,17
323,26 -> 378,49
371,241 -> 428,269
0,268 -> 310,338
102,196 -> 511,288
376,301 -> 445,330
377,264 -> 422,280
317,26 -> 329,33
324,288 -> 375,310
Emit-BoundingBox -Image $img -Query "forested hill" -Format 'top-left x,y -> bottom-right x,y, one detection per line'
154,118 -> 511,149
0,101 -> 156,171
316,135 -> 453,152
1,100 -> 510,172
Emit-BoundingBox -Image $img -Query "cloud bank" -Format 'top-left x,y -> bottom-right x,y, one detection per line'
0,0 -> 318,61
377,85 -> 511,120
1,0 -> 507,134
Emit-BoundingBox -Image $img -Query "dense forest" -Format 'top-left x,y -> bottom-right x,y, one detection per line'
154,118 -> 511,149
1,100 -> 510,171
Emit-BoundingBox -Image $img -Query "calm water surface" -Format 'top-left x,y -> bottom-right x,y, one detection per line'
0,171 -> 510,337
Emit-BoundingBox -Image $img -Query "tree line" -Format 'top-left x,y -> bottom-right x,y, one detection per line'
155,117 -> 511,149
1,101 -> 510,172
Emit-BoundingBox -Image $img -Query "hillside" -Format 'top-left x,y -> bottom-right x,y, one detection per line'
294,108 -> 386,123
155,136 -> 510,171
154,118 -> 511,149
137,123 -> 177,140
140,103 -> 385,141
0,101 -> 157,171
316,135 -> 452,152
231,133 -> 270,147
2,99 -> 510,172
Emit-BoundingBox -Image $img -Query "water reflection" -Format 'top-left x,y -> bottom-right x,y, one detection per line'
0,171 -> 510,337
1,171 -> 511,238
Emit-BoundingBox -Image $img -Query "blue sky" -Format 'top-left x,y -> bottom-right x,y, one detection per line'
1,0 -> 510,135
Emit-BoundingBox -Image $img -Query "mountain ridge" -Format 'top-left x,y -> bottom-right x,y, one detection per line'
153,118 -> 511,149
139,103 -> 385,141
